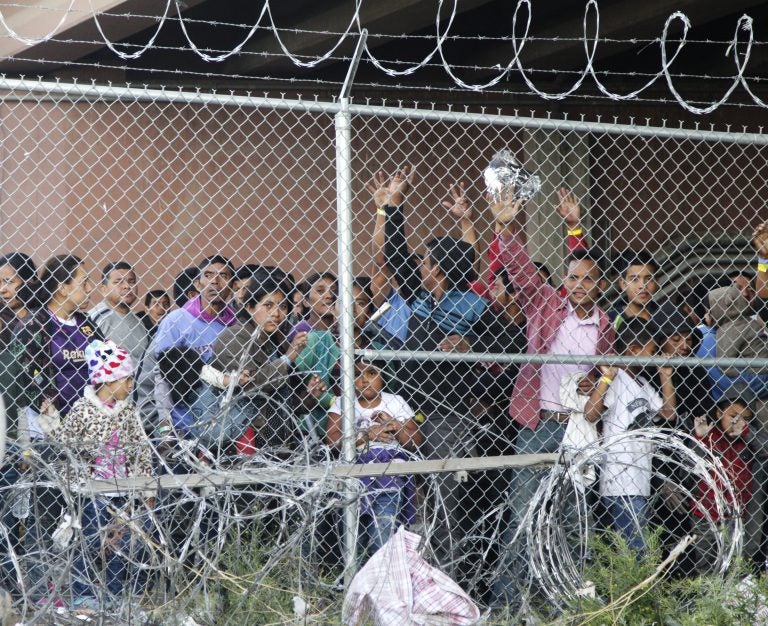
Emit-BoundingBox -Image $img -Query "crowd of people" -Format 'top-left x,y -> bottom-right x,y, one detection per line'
0,166 -> 764,611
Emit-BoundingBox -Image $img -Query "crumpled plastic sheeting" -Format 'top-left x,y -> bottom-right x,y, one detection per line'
342,527 -> 480,626
483,149 -> 541,203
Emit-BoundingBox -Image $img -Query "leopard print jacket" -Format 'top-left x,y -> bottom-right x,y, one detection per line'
57,385 -> 153,487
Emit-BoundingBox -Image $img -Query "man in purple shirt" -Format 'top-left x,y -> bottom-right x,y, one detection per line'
136,255 -> 238,434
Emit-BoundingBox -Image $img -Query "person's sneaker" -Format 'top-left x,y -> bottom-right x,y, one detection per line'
72,596 -> 100,609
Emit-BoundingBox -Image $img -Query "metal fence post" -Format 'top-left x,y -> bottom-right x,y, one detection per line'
336,29 -> 368,587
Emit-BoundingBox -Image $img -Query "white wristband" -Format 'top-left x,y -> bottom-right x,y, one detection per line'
200,364 -> 227,389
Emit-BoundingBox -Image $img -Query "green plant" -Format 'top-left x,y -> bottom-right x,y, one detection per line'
554,531 -> 768,626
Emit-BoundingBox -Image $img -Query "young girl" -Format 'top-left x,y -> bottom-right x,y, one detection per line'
58,339 -> 153,611
326,358 -> 422,555
691,384 -> 754,573
295,278 -> 372,440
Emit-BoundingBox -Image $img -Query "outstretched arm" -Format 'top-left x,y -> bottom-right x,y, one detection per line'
444,181 -> 487,282
368,170 -> 392,268
367,171 -> 402,308
443,182 -> 478,251
379,167 -> 423,304
491,193 -> 551,312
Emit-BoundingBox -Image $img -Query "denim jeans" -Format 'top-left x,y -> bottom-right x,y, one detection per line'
419,416 -> 474,580
189,383 -> 253,449
24,446 -> 66,603
492,420 -> 566,607
602,494 -> 649,552
361,490 -> 402,555
72,498 -> 150,603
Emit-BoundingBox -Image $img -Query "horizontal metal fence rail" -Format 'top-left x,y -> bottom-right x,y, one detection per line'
357,348 -> 768,369
1,77 -> 766,145
81,453 -> 561,494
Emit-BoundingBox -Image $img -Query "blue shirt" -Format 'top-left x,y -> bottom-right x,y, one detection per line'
153,308 -> 229,363
698,324 -> 768,400
376,290 -> 412,343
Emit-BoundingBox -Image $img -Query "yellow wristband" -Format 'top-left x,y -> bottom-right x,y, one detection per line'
758,263 -> 768,274
567,228 -> 583,236
376,207 -> 387,217
599,376 -> 613,385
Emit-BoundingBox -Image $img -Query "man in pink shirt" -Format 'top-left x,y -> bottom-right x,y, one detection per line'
490,191 -> 615,607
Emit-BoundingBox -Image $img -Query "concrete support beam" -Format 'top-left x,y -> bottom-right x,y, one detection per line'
523,129 -> 591,277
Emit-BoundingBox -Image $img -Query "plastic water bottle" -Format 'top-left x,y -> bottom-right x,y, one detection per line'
11,487 -> 30,520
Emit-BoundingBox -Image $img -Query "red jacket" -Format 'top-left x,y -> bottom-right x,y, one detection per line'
469,232 -> 587,300
692,426 -> 753,522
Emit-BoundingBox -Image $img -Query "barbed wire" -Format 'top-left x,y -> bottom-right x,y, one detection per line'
0,0 -> 765,112
7,60 -> 768,119
4,33 -> 763,85
1,402 -> 739,623
0,2 -> 765,48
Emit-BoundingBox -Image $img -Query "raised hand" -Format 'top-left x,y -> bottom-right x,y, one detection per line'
366,165 -> 415,208
367,171 -> 391,209
599,364 -> 618,381
753,221 -> 768,258
693,415 -> 713,438
488,189 -> 524,225
556,187 -> 582,229
388,166 -> 414,206
442,182 -> 474,221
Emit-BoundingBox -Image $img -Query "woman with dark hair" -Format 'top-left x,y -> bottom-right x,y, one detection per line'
0,252 -> 40,330
0,253 -> 40,593
293,277 -> 376,440
194,272 -> 309,452
17,255 -> 98,432
288,272 -> 337,340
0,253 -> 41,438
10,254 -> 98,603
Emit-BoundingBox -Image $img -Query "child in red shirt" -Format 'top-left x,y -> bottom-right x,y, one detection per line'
691,383 -> 754,573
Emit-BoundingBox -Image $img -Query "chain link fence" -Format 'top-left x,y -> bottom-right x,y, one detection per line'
0,78 -> 766,623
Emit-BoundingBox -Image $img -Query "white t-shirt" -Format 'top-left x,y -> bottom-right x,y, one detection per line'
328,391 -> 414,452
599,369 -> 662,498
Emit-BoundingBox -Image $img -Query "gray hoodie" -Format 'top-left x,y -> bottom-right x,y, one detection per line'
709,285 -> 768,375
